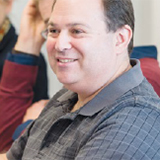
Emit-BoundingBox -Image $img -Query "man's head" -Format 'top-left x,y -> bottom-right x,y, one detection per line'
47,0 -> 134,95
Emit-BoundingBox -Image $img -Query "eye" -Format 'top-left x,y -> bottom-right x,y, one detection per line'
71,29 -> 83,34
48,28 -> 60,38
49,29 -> 59,34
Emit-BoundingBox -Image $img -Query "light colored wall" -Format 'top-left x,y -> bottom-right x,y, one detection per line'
9,0 -> 160,97
131,0 -> 160,59
152,0 -> 160,60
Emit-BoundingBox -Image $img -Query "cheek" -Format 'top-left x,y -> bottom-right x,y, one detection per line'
73,39 -> 93,57
46,39 -> 56,69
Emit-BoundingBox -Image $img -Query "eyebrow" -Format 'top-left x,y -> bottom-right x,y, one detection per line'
47,22 -> 90,28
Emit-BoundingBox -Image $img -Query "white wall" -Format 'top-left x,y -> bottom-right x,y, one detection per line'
152,0 -> 160,60
9,0 -> 160,97
131,0 -> 160,59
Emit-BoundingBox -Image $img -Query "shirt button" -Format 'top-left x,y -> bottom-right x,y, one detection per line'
46,142 -> 50,147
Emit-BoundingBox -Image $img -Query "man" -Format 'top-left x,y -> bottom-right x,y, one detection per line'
6,0 -> 160,159
0,0 -> 53,152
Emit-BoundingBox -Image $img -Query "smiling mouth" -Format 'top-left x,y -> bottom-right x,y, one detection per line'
58,59 -> 77,63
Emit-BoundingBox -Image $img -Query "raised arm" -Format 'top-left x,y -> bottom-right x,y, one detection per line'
0,0 -> 48,153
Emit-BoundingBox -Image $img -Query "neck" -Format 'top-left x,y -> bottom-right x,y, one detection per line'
71,60 -> 132,112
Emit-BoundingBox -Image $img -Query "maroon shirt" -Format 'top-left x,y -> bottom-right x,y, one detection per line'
0,60 -> 38,152
140,58 -> 160,97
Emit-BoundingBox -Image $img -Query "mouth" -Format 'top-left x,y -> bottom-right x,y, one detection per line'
57,59 -> 77,63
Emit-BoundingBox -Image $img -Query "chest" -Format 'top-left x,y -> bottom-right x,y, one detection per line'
22,114 -> 99,160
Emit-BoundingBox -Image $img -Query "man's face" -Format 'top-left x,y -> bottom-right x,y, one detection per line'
46,0 -> 118,93
38,0 -> 53,24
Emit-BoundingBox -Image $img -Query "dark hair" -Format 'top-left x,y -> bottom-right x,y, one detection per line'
102,0 -> 135,54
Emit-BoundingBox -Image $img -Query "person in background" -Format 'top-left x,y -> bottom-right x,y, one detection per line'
6,0 -> 160,159
0,0 -> 48,102
0,0 -> 53,153
131,45 -> 160,97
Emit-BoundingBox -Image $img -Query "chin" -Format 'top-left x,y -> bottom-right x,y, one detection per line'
58,76 -> 73,85
58,78 -> 78,91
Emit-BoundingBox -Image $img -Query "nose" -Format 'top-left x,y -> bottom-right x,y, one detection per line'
55,31 -> 72,52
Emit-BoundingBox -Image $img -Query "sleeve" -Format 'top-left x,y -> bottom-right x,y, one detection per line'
7,51 -> 39,66
0,58 -> 38,153
7,51 -> 49,102
8,51 -> 48,138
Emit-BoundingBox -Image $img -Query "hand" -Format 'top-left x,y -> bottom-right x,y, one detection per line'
15,0 -> 46,56
22,99 -> 49,122
0,153 -> 7,160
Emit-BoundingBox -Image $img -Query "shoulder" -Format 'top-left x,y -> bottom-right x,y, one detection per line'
97,79 -> 160,141
92,96 -> 160,159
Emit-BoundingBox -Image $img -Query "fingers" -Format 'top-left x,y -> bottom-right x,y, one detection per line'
22,99 -> 50,122
38,99 -> 50,106
24,0 -> 39,17
0,153 -> 7,160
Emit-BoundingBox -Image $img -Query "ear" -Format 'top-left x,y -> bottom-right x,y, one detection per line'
115,25 -> 132,55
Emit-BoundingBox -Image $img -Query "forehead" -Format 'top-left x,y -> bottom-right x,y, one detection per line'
38,0 -> 53,24
51,0 -> 104,24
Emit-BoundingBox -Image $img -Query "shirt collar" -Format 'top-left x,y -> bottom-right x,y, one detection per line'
57,59 -> 144,117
